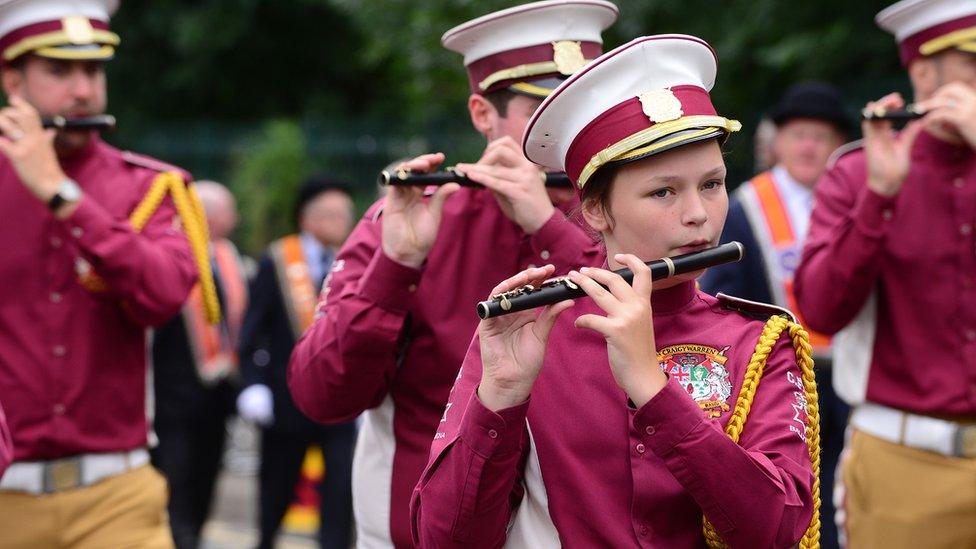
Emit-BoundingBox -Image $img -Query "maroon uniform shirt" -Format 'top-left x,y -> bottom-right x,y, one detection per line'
412,281 -> 815,548
796,131 -> 976,416
0,137 -> 197,461
289,187 -> 602,547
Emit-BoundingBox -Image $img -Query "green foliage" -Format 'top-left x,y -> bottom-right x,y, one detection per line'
230,119 -> 310,254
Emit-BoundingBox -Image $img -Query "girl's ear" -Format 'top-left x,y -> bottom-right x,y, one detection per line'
581,196 -> 610,233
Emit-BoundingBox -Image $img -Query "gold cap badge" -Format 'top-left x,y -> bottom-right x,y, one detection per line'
552,41 -> 586,76
62,16 -> 95,44
638,89 -> 684,124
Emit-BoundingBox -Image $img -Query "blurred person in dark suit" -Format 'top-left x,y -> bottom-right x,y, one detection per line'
237,178 -> 357,549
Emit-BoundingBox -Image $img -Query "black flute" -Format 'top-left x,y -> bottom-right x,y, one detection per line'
42,114 -> 116,131
378,167 -> 572,188
476,242 -> 745,319
860,104 -> 924,122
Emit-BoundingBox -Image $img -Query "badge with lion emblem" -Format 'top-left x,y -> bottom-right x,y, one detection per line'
658,344 -> 733,418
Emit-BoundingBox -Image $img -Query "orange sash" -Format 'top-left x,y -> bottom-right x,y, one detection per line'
748,172 -> 831,353
270,235 -> 318,340
183,239 -> 248,384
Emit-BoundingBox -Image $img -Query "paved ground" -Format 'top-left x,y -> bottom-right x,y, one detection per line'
198,418 -> 319,549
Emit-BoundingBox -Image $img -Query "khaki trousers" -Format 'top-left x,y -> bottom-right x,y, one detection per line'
839,429 -> 976,549
0,464 -> 173,549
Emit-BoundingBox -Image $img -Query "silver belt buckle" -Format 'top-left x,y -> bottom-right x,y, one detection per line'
952,425 -> 976,458
43,457 -> 82,493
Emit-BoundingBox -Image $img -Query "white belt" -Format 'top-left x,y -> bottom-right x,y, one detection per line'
0,448 -> 150,495
851,403 -> 976,458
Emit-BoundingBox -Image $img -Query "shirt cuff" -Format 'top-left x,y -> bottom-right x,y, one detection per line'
634,376 -> 707,457
358,250 -> 423,314
527,211 -> 593,266
58,195 -> 115,252
459,390 -> 529,458
851,185 -> 897,238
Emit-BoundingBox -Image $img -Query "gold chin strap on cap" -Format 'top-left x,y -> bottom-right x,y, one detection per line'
701,315 -> 822,549
81,171 -> 221,324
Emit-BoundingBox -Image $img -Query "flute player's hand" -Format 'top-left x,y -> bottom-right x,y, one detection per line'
0,95 -> 69,209
477,264 -> 573,412
570,254 -> 666,408
862,93 -> 925,198
455,136 -> 556,234
381,153 -> 459,269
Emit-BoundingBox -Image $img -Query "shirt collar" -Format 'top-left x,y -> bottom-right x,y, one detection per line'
651,279 -> 698,314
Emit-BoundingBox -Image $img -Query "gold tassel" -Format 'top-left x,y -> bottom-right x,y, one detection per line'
90,171 -> 221,324
702,315 -> 821,549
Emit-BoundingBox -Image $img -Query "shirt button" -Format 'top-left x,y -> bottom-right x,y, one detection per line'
540,250 -> 551,260
50,236 -> 62,248
52,345 -> 66,357
408,284 -> 417,293
50,292 -> 62,303
70,227 -> 84,238
53,404 -> 65,415
645,426 -> 655,435
966,329 -> 976,342
488,429 -> 498,439
639,525 -> 648,536
962,224 -> 973,236
956,178 -> 966,188
881,209 -> 893,221
636,443 -> 646,454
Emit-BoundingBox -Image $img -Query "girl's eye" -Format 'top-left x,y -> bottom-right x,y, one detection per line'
702,179 -> 724,190
649,188 -> 671,198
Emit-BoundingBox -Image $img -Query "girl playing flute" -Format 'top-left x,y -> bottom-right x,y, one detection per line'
411,34 -> 820,549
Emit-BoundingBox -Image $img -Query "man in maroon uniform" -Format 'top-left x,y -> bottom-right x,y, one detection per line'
796,0 -> 976,546
0,1 -> 199,546
288,1 -> 617,546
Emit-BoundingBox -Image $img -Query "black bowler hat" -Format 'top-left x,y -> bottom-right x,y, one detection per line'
294,176 -> 353,225
768,81 -> 852,135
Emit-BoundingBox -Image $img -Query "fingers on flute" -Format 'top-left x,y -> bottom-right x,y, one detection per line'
615,254 -> 652,298
487,264 -> 555,297
396,152 -> 445,173
568,269 -> 618,312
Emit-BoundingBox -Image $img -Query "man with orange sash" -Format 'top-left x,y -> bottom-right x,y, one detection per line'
238,178 -> 357,549
152,181 -> 248,549
699,81 -> 849,549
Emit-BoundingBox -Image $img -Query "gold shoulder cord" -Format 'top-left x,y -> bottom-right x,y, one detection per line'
127,171 -> 221,324
702,315 -> 822,549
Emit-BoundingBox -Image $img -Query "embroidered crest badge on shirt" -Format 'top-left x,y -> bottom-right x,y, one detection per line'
658,344 -> 733,418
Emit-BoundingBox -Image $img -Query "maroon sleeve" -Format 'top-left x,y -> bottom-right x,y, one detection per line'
59,186 -> 197,327
411,334 -> 530,548
0,400 -> 11,478
523,210 -> 603,273
288,204 -> 422,424
794,154 -> 896,334
634,334 -> 815,548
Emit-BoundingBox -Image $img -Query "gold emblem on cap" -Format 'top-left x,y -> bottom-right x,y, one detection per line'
62,16 -> 95,44
552,41 -> 586,76
639,89 -> 684,124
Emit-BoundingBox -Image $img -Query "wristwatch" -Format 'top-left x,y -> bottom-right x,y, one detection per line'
47,179 -> 82,211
